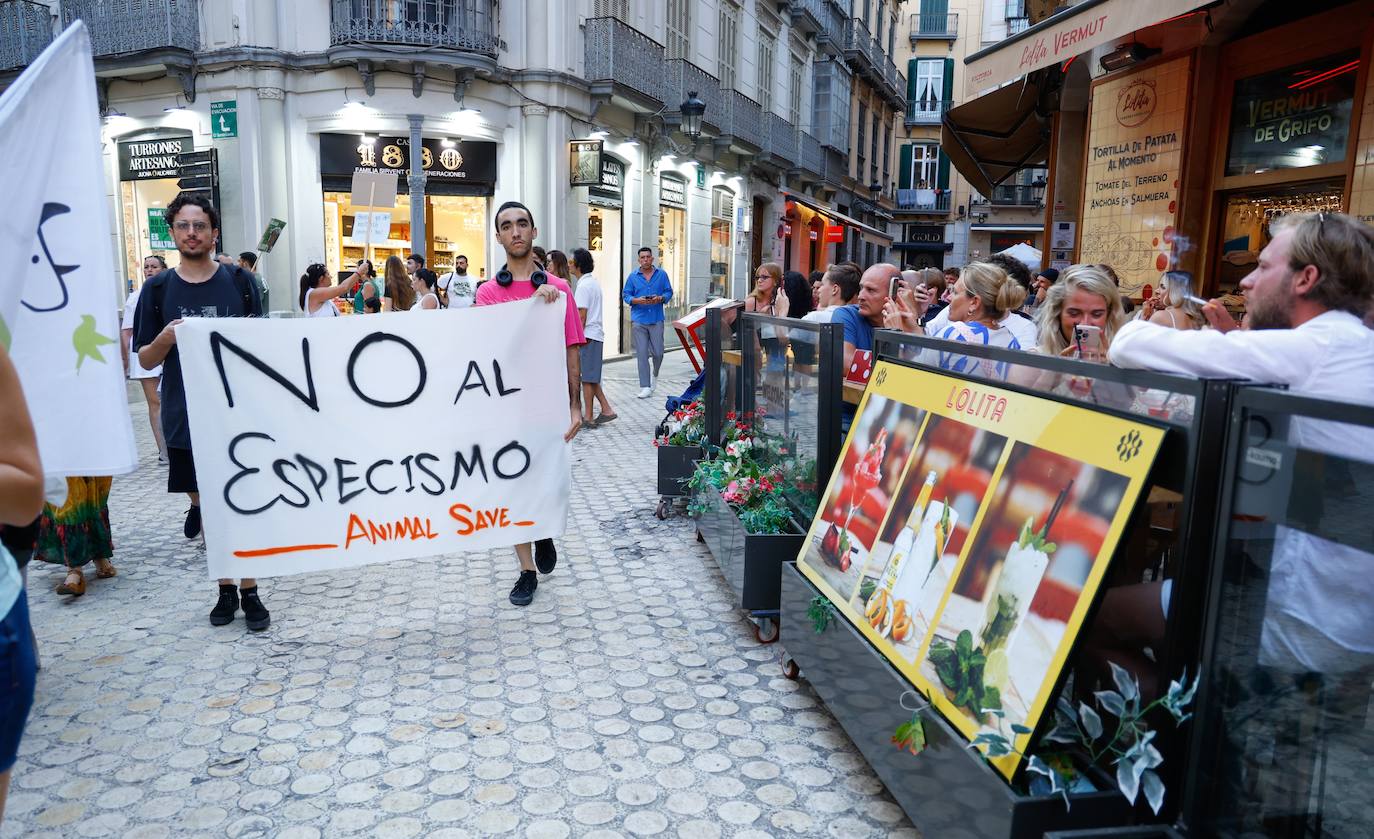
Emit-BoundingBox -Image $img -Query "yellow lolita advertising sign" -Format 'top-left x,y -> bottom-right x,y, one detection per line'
1078,55 -> 1191,297
798,362 -> 1165,781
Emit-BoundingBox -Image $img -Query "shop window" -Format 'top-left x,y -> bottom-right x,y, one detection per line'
322,191 -> 486,280
1214,180 -> 1345,297
120,178 -> 183,292
710,187 -> 735,299
1225,51 -> 1358,177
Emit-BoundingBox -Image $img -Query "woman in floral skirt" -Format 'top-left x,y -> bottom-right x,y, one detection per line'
34,477 -> 115,597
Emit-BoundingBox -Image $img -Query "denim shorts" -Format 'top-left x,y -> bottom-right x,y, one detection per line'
0,593 -> 36,773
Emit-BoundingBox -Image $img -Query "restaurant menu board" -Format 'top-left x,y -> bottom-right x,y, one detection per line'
797,362 -> 1166,781
1078,55 -> 1191,297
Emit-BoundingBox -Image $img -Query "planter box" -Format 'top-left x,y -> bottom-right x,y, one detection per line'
694,485 -> 804,612
656,445 -> 702,497
779,563 -> 1137,839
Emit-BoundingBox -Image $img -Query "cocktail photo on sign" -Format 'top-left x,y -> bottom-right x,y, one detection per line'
850,414 -> 1007,665
799,395 -> 923,603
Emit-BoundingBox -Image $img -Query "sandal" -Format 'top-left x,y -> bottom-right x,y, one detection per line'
94,559 -> 117,579
594,413 -> 619,426
56,570 -> 85,597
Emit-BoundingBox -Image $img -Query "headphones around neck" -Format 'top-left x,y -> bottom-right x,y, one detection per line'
495,263 -> 548,288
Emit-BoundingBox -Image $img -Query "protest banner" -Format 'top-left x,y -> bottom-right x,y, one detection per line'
0,23 -> 138,476
177,298 -> 572,580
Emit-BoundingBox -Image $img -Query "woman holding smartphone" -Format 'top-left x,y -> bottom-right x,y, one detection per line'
745,262 -> 789,370
1032,264 -> 1128,360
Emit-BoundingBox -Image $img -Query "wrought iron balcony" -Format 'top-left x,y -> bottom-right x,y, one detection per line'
765,111 -> 798,164
585,17 -> 666,108
60,0 -> 197,58
0,1 -> 51,71
786,0 -> 824,37
665,59 -> 724,134
910,12 -> 958,40
896,189 -> 952,214
905,98 -> 952,126
718,89 -> 764,150
330,0 -> 497,56
1007,16 -> 1030,35
842,17 -> 873,74
814,0 -> 847,57
973,184 -> 1044,207
800,131 -> 825,178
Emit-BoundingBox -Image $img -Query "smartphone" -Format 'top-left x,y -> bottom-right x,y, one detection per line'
1074,324 -> 1102,355
889,276 -> 901,299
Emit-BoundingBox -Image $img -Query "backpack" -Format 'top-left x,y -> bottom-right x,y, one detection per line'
144,264 -> 259,327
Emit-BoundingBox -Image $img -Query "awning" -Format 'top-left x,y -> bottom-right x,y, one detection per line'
781,188 -> 894,242
940,77 -> 1052,197
964,0 -> 1211,91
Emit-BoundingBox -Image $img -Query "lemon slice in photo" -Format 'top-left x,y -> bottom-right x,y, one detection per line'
984,649 -> 1010,689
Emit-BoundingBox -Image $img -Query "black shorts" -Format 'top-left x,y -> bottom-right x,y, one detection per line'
167,447 -> 198,494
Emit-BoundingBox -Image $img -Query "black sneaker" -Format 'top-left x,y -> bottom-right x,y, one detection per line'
509,570 -> 538,606
184,505 -> 202,539
210,584 -> 238,626
534,539 -> 557,575
240,586 -> 271,631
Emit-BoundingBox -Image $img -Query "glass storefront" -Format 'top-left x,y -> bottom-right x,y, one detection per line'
710,186 -> 735,299
115,132 -> 192,293
588,205 -> 623,353
322,191 -> 487,280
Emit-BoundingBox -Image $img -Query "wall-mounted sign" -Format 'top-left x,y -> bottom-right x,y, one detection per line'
147,208 -> 175,250
798,362 -> 1165,781
1050,221 -> 1076,250
589,156 -> 624,206
117,132 -> 192,181
826,224 -> 845,243
211,100 -> 237,139
1078,55 -> 1190,296
319,134 -> 497,188
659,172 -> 686,209
1225,50 -> 1358,177
696,165 -> 706,187
906,225 -> 944,245
570,140 -> 603,187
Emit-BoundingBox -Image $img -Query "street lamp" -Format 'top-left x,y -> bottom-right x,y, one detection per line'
1031,174 -> 1048,205
680,91 -> 705,140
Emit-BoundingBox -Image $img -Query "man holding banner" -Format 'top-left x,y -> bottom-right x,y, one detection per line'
477,201 -> 585,606
134,194 -> 271,631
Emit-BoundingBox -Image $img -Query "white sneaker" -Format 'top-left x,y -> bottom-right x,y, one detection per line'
637,387 -> 652,398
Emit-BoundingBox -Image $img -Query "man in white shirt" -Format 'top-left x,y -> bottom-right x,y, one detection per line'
1113,211 -> 1374,675
439,254 -> 475,308
570,248 -> 617,426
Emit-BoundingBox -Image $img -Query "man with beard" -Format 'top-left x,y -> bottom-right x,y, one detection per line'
440,254 -> 475,308
134,194 -> 270,631
1110,212 -> 1374,832
475,201 -> 585,606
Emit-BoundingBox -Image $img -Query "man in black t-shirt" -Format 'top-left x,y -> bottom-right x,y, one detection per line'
134,194 -> 271,631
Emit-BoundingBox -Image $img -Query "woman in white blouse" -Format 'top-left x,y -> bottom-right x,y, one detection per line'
299,263 -> 362,318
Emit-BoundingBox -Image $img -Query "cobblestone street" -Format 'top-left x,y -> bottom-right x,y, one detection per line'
5,351 -> 918,839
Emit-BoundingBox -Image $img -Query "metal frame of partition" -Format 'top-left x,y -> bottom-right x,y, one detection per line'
1181,387 -> 1374,836
779,329 -> 1237,835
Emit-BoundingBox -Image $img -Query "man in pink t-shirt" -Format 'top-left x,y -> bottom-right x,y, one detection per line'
476,200 -> 585,606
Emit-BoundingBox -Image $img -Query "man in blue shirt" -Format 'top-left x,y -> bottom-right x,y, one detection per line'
622,247 -> 674,398
832,263 -> 895,372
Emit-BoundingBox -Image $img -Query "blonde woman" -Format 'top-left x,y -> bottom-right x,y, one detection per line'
885,261 -> 1028,379
1033,264 -> 1128,360
745,262 -> 789,368
1139,271 -> 1204,330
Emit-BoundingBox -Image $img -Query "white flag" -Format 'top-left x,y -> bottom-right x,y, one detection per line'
0,22 -> 138,477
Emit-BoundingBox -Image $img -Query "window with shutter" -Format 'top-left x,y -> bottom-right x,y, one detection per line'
789,57 -> 803,128
592,0 -> 628,18
758,27 -> 775,111
718,5 -> 739,91
666,0 -> 689,60
913,59 -> 944,118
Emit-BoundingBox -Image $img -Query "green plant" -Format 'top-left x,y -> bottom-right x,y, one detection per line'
807,596 -> 835,634
1016,515 -> 1058,553
736,495 -> 793,535
927,630 -> 1002,721
892,715 -> 927,756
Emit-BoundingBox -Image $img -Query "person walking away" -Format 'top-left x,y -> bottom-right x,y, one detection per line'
440,254 -> 475,309
570,248 -> 617,427
32,476 -> 116,596
133,194 -> 270,631
238,251 -> 269,312
476,201 -> 586,606
1137,270 -> 1204,330
299,263 -> 362,317
122,256 -> 167,464
410,268 -> 440,310
383,255 -> 416,312
623,247 -> 674,398
0,341 -> 49,828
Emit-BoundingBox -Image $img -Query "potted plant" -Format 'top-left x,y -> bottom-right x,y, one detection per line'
654,399 -> 707,500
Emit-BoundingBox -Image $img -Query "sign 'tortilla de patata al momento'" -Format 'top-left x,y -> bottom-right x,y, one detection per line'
0,22 -> 138,477
178,299 -> 572,580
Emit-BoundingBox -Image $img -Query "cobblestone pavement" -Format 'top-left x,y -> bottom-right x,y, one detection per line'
5,350 -> 919,839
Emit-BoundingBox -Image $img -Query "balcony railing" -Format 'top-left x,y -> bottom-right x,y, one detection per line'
788,0 -> 824,37
585,17 -> 666,105
814,0 -> 847,56
896,189 -> 952,213
719,89 -> 764,149
973,184 -> 1044,206
905,99 -> 952,126
843,17 -> 873,73
0,1 -> 51,71
330,0 -> 497,56
666,59 -> 724,134
766,111 -> 798,163
910,12 -> 958,40
800,131 -> 825,177
60,0 -> 197,57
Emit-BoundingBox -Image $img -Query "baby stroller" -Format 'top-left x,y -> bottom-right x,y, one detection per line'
653,368 -> 708,520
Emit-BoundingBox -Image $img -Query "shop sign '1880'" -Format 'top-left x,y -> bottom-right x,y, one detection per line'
318,134 -> 497,185
1226,51 -> 1357,177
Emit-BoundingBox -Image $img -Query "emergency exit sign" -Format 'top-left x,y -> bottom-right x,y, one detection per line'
211,101 -> 237,139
